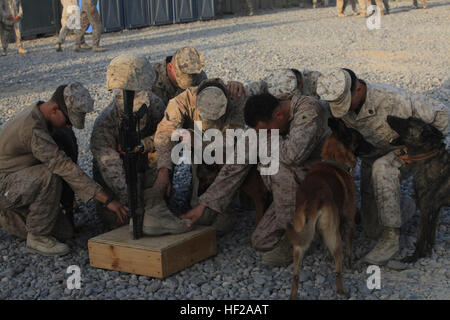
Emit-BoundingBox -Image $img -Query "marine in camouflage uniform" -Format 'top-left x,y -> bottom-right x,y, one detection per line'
0,0 -> 26,55
182,90 -> 331,266
244,68 -> 322,99
336,0 -> 360,16
91,55 -> 191,235
317,68 -> 449,265
154,78 -> 248,236
0,83 -> 128,256
151,47 -> 207,106
56,0 -> 88,52
74,0 -> 105,52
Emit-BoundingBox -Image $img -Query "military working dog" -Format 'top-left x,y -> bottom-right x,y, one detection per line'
287,118 -> 374,300
387,115 -> 449,263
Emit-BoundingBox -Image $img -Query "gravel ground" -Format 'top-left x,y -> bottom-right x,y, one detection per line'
0,1 -> 449,300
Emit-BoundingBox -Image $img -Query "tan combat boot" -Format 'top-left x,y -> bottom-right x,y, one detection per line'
129,188 -> 193,236
363,227 -> 400,265
338,12 -> 347,17
261,236 -> 293,267
18,46 -> 27,54
93,46 -> 107,52
26,233 -> 70,257
74,45 -> 90,52
80,43 -> 92,50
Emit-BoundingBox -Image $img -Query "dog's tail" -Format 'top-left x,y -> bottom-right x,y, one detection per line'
286,199 -> 322,247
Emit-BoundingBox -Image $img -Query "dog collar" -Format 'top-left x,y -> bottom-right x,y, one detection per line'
321,159 -> 352,174
396,147 -> 440,164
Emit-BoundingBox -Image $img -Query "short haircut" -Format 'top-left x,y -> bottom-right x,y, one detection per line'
50,85 -> 68,112
342,68 -> 357,92
244,93 -> 280,128
196,78 -> 229,100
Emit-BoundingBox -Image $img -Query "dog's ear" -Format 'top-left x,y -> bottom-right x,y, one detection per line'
421,123 -> 444,142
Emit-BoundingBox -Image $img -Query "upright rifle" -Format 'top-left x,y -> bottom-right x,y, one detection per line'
119,90 -> 147,240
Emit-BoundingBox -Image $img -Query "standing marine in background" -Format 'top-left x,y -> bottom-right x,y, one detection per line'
0,0 -> 27,56
74,0 -> 106,52
56,0 -> 90,52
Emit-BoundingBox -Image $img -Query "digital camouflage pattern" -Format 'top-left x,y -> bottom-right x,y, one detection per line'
199,92 -> 331,250
107,55 -> 156,92
319,71 -> 449,233
245,69 -> 322,99
75,0 -> 102,48
151,57 -> 207,105
90,90 -> 166,206
316,68 -> 352,117
0,102 -> 102,236
154,82 -> 246,171
57,0 -> 82,45
173,47 -> 205,90
0,0 -> 24,53
63,82 -> 94,129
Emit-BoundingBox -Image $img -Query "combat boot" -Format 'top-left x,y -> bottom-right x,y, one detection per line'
26,233 -> 70,257
261,236 -> 293,267
212,208 -> 235,237
130,188 -> 193,236
74,45 -> 90,52
56,43 -> 62,52
363,227 -> 400,265
80,43 -> 92,50
18,46 -> 27,54
93,46 -> 107,52
413,0 -> 418,8
2,48 -> 7,56
338,12 -> 347,17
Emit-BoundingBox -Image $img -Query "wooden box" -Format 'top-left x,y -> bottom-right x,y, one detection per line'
88,226 -> 216,279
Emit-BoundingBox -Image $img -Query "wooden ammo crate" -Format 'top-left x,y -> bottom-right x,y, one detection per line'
88,225 -> 216,279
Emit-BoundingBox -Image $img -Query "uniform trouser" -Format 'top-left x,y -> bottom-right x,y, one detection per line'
0,22 -> 23,51
75,6 -> 102,47
337,0 -> 361,13
362,0 -> 389,13
360,150 -> 408,238
93,152 -> 159,230
0,128 -> 78,238
58,25 -> 85,45
251,162 -> 307,251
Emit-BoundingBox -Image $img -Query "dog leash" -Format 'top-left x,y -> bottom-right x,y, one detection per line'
395,147 -> 440,164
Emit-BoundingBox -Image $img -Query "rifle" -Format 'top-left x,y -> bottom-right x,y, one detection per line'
119,90 -> 148,240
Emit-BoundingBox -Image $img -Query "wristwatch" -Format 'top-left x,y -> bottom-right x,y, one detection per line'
103,194 -> 114,208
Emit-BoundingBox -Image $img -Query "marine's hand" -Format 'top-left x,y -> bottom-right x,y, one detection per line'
180,204 -> 206,227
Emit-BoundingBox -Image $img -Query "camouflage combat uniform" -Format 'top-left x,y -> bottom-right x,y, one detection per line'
90,90 -> 166,228
198,92 -> 330,251
245,69 -> 322,99
75,0 -> 102,49
0,0 -> 25,55
342,84 -> 447,235
0,103 -> 102,238
317,70 -> 449,239
151,56 -> 207,106
154,83 -> 247,231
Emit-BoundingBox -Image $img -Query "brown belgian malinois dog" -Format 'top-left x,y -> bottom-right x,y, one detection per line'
286,118 -> 375,300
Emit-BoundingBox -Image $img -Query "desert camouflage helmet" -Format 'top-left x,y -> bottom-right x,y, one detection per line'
264,68 -> 299,97
173,47 -> 205,90
106,55 -> 156,91
63,82 -> 94,129
316,68 -> 352,118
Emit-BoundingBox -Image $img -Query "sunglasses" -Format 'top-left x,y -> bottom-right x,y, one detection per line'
58,105 -> 72,126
